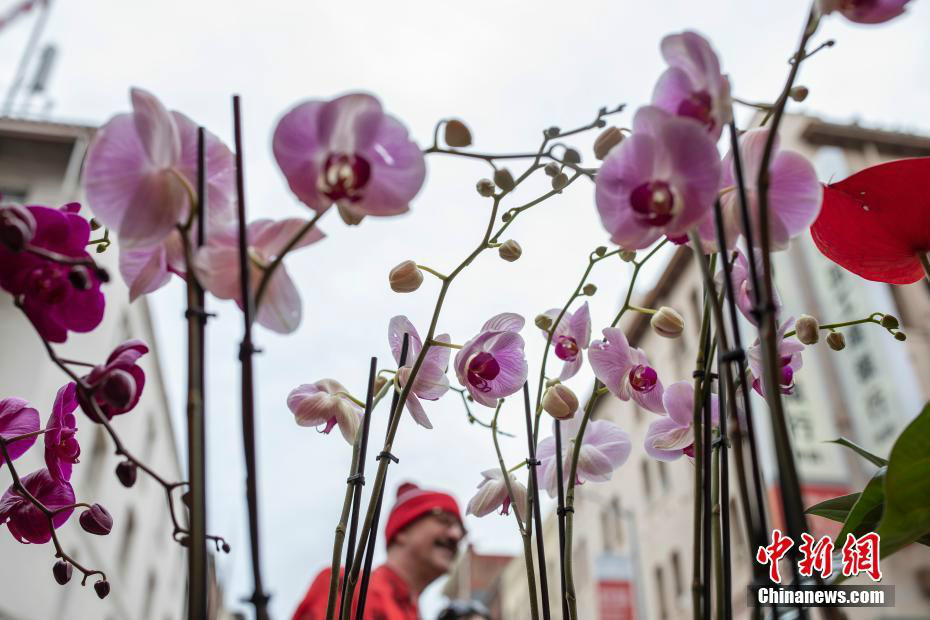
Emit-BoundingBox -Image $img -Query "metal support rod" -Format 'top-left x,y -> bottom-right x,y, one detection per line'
554,419 -> 570,620
524,382 -> 551,620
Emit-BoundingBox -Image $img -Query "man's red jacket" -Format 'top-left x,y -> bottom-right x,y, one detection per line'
292,565 -> 419,620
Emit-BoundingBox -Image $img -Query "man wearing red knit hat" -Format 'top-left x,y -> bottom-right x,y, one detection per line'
293,482 -> 465,620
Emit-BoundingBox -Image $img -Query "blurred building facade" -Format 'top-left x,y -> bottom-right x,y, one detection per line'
498,114 -> 930,619
443,544 -> 514,619
0,117 -> 189,619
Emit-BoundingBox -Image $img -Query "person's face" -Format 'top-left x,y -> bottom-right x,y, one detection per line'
395,509 -> 465,577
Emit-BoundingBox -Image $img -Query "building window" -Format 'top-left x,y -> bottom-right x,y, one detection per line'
119,508 -> 137,570
641,460 -> 652,499
671,550 -> 684,598
657,460 -> 669,491
655,565 -> 668,620
611,497 -> 624,545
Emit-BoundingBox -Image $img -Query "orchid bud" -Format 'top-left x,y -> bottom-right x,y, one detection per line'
542,385 -> 578,420
100,369 -> 137,411
583,283 -> 597,296
620,249 -> 636,262
535,314 -> 553,331
594,246 -> 607,257
116,460 -> 137,487
373,376 -> 388,394
544,162 -> 560,177
650,306 -> 685,338
53,560 -> 72,585
493,168 -> 515,192
789,86 -> 809,102
181,491 -> 192,509
79,504 -> 113,535
389,260 -> 424,293
0,204 -> 36,252
826,331 -> 846,351
795,314 -> 820,345
562,148 -> 581,164
476,178 -> 495,197
894,331 -> 907,341
67,265 -> 92,291
444,119 -> 472,147
544,126 -> 561,139
499,240 -> 522,262
89,218 -> 101,231
336,204 -> 365,226
880,314 -> 899,330
552,173 -> 569,191
94,580 -> 110,599
222,542 -> 231,553
594,127 -> 624,160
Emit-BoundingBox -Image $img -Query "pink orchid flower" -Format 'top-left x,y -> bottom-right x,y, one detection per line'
714,248 -> 782,327
287,379 -> 362,444
644,381 -> 720,461
195,218 -> 324,334
589,328 -> 666,413
818,0 -> 912,23
538,301 -> 591,381
537,415 -> 631,497
466,469 -> 527,522
388,316 -> 451,429
78,340 -> 149,422
595,106 -> 722,250
698,128 -> 821,252
273,93 -> 426,225
44,383 -> 80,482
454,313 -> 528,408
84,88 -> 236,299
652,31 -> 732,139
747,318 -> 804,398
0,468 -> 75,544
0,398 -> 40,465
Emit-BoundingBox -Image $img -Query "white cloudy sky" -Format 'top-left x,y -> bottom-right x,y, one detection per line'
1,1 -> 928,617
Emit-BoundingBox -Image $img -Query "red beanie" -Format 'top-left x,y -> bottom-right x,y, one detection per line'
384,482 -> 461,546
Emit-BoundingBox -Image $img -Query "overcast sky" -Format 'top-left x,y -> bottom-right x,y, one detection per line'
2,1 -> 928,617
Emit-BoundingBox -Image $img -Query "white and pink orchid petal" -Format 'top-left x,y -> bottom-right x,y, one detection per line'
130,88 -> 180,168
588,328 -> 634,398
404,393 -> 433,429
482,312 -> 525,333
119,244 -> 170,302
388,315 -> 423,364
644,416 -> 690,461
272,100 -> 329,212
318,93 -> 384,154
568,302 -> 591,349
249,217 -> 325,259
255,269 -> 302,334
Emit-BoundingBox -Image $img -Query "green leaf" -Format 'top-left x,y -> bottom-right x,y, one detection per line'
837,468 -> 886,543
827,438 -> 888,468
806,493 -> 860,523
876,403 -> 930,557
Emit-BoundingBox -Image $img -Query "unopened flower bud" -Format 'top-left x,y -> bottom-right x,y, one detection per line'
181,491 -> 192,509
444,119 -> 472,147
535,314 -> 553,331
542,385 -> 578,420
178,535 -> 190,547
222,542 -> 231,553
795,314 -> 820,345
53,560 -> 72,585
89,218 -> 101,231
373,376 -> 388,394
0,204 -> 36,252
100,369 -> 137,411
826,331 -> 846,351
476,178 -> 495,197
79,503 -> 113,535
594,246 -> 607,257
389,260 -> 423,293
594,127 -> 624,160
789,86 -> 809,102
544,126 -> 561,139
551,173 -> 569,191
67,265 -> 92,291
499,240 -> 522,262
336,204 -> 365,226
493,168 -> 515,192
544,162 -> 560,177
562,148 -> 581,164
894,331 -> 907,341
583,283 -> 597,296
501,211 -> 513,222
620,249 -> 636,262
880,314 -> 899,330
115,460 -> 137,488
650,306 -> 684,338
94,266 -> 110,283
94,580 -> 111,599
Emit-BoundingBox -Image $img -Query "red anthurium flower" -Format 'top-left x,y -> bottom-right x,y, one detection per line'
810,157 -> 930,284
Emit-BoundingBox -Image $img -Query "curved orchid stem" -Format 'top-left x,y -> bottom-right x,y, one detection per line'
451,387 -> 515,437
253,209 -> 326,312
783,314 -> 884,339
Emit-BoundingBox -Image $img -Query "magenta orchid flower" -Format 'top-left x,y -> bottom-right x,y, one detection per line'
699,128 -> 821,252
273,93 -> 427,225
78,340 -> 148,422
0,468 -> 75,544
388,316 -> 451,429
818,0 -> 911,23
589,327 -> 666,413
538,415 -> 631,497
466,469 -> 527,522
0,398 -> 40,465
748,318 -> 804,397
287,379 -> 362,444
195,218 -> 324,334
454,313 -> 529,408
595,106 -> 722,250
0,203 -> 105,343
644,381 -> 719,461
538,302 -> 591,381
85,88 -> 236,252
714,248 -> 782,326
44,383 -> 80,482
652,31 -> 732,139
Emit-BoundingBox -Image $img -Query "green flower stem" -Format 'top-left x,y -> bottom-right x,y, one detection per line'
783,315 -> 881,339
325,438 -> 362,620
417,264 -> 448,280
627,304 -> 657,315
254,209 -> 326,312
712,441 -> 724,620
428,339 -> 463,349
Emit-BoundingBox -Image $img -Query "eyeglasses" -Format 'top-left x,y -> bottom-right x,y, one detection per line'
427,508 -> 467,537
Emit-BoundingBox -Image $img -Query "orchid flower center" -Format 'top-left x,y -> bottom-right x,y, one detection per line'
321,416 -> 338,434
630,181 -> 678,227
677,90 -> 715,131
554,336 -> 579,362
318,153 -> 371,203
499,495 -> 512,516
27,264 -> 69,304
779,355 -> 794,389
467,352 -> 500,393
57,434 -> 80,461
628,364 -> 658,393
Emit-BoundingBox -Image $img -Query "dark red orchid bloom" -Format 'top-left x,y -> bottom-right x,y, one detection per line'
810,157 -> 930,284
